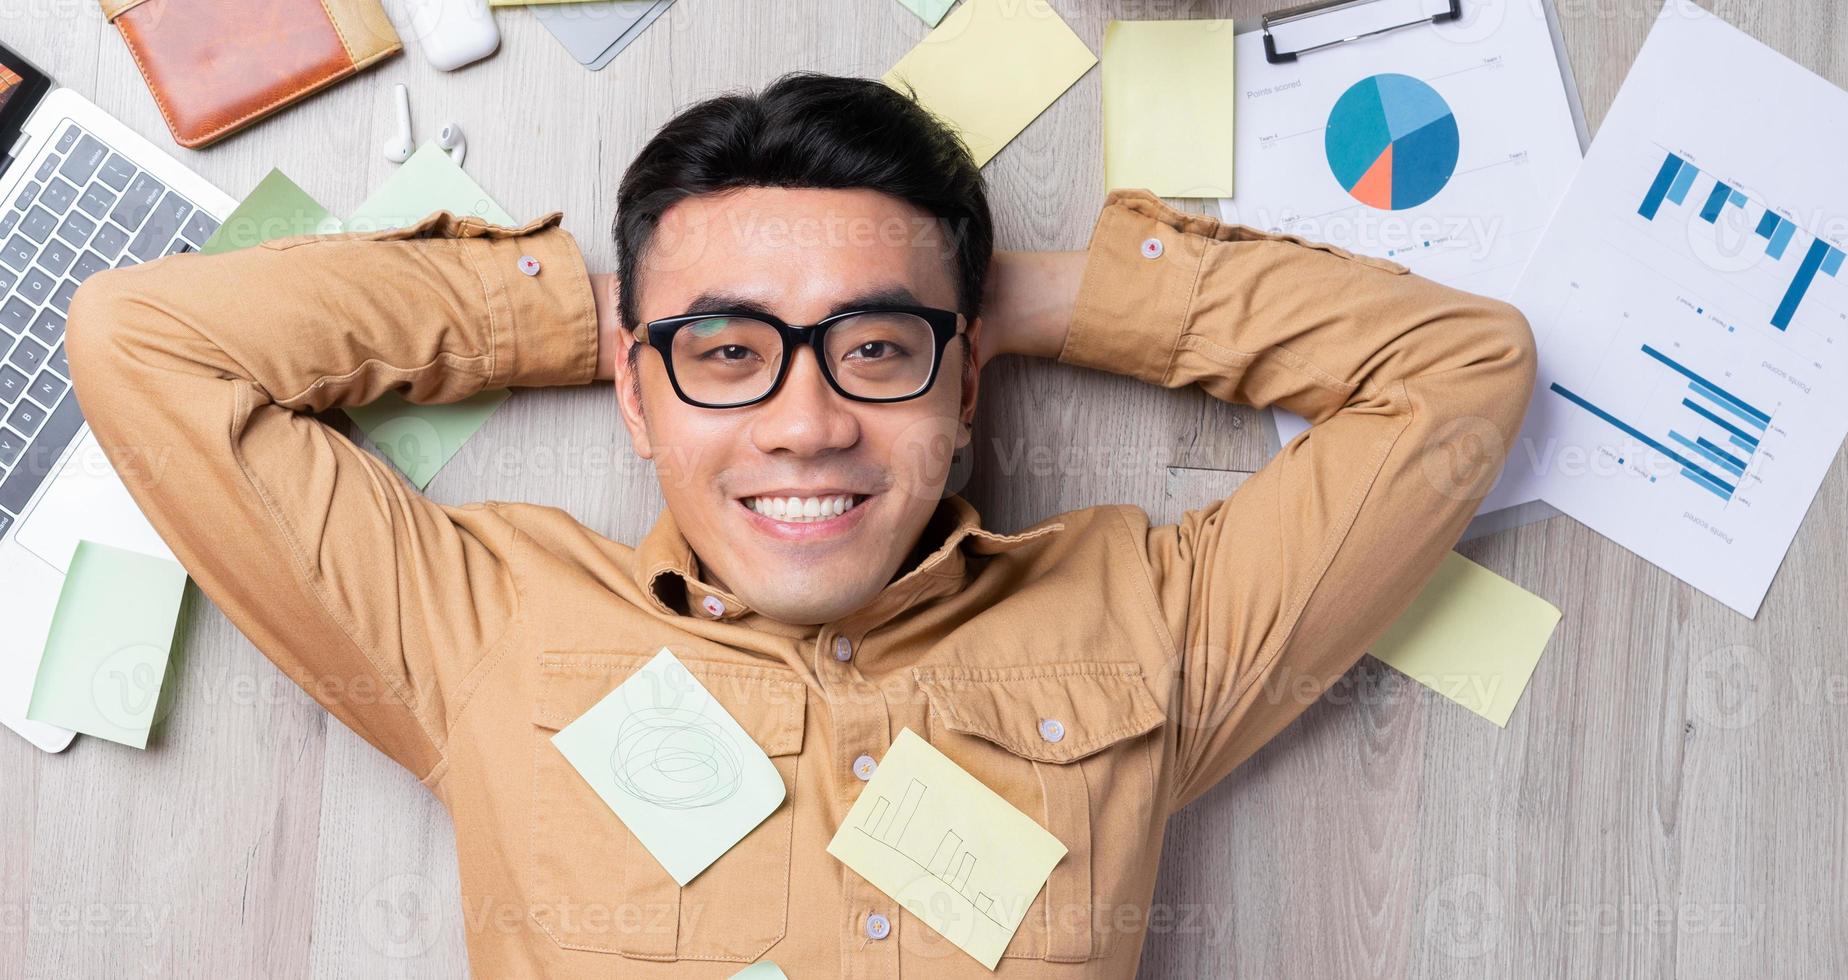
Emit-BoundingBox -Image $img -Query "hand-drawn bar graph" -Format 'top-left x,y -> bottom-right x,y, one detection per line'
1550,344 -> 1774,502
856,778 -> 1005,927
1637,149 -> 1842,331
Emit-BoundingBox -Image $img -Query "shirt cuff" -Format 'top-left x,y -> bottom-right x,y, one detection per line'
471,212 -> 601,390
1059,190 -> 1209,387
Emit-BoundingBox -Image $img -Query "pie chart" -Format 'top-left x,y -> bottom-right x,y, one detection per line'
1325,73 -> 1460,211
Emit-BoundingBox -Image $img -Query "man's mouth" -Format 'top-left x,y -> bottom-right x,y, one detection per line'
739,493 -> 872,524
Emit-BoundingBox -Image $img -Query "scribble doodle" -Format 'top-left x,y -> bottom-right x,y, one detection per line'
607,706 -> 744,809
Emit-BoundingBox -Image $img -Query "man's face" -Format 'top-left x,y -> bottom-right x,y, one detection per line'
615,187 -> 979,625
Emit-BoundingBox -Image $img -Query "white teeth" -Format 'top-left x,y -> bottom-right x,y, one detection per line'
746,494 -> 861,523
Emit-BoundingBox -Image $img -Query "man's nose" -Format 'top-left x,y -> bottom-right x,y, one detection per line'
749,347 -> 860,456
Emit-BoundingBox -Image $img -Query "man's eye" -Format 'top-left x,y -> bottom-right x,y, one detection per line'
847,341 -> 906,360
699,344 -> 760,362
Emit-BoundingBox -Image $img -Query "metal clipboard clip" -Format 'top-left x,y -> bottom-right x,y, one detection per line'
1262,0 -> 1463,63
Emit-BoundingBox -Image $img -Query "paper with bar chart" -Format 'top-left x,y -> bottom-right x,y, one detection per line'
1490,0 -> 1848,616
825,729 -> 1066,969
1217,1 -> 1583,463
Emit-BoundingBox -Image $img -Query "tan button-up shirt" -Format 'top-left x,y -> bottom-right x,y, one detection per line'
66,189 -> 1534,978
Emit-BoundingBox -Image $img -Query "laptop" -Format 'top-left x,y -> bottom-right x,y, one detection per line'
0,42 -> 235,753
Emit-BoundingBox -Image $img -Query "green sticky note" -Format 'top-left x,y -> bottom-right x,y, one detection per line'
199,169 -> 342,255
1103,19 -> 1238,197
27,541 -> 188,749
344,141 -> 516,232
730,963 -> 790,979
1370,552 -> 1562,727
896,0 -> 955,28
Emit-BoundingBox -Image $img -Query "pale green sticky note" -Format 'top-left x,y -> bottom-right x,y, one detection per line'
200,169 -> 342,255
883,0 -> 1096,167
897,0 -> 955,28
826,728 -> 1066,970
340,140 -> 518,488
27,541 -> 188,749
551,648 -> 787,886
1371,552 -> 1562,727
1102,19 -> 1238,197
729,963 -> 790,979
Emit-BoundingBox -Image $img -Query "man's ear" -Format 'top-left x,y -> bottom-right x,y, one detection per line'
613,327 -> 656,460
956,316 -> 982,449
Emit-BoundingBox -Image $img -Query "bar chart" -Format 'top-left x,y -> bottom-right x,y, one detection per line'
1637,149 -> 1844,331
856,778 -> 1006,927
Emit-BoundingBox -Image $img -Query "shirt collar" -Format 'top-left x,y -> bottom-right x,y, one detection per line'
634,494 -> 1064,628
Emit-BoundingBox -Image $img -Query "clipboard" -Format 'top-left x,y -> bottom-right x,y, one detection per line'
1238,0 -> 1589,541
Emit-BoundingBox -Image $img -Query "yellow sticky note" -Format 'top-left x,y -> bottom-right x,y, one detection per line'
1102,19 -> 1238,197
826,728 -> 1066,970
1371,552 -> 1562,727
883,0 -> 1097,167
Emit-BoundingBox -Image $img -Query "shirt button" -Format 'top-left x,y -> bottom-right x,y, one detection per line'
518,255 -> 541,276
833,636 -> 853,662
852,754 -> 877,781
699,595 -> 725,617
1140,237 -> 1164,259
865,913 -> 891,941
1038,718 -> 1066,743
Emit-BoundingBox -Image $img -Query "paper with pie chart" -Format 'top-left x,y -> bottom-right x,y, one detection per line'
1219,0 -> 1583,464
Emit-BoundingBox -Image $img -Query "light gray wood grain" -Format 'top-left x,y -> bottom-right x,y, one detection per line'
3,1 -> 1845,977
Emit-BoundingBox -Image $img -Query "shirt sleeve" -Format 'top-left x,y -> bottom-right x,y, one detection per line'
65,211 -> 599,781
1060,191 -> 1537,812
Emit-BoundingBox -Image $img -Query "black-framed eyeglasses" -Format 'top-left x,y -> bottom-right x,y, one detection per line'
636,305 -> 966,409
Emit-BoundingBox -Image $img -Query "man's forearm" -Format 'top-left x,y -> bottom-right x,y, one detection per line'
982,250 -> 1086,362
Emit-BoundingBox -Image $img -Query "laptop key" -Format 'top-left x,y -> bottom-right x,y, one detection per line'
22,207 -> 57,244
57,126 -> 80,152
0,234 -> 33,272
59,135 -> 108,186
111,173 -> 165,231
58,211 -> 96,248
34,155 -> 59,183
0,211 -> 16,238
0,298 -> 31,334
70,252 -> 108,285
50,280 -> 76,315
78,184 -> 117,221
129,192 -> 193,261
0,268 -> 13,299
14,182 -> 40,211
98,154 -> 138,192
47,344 -> 67,377
31,309 -> 63,344
90,222 -> 128,260
8,336 -> 47,373
19,268 -> 54,305
0,366 -> 24,403
181,210 -> 220,247
30,372 -> 66,407
41,178 -> 78,215
7,399 -> 45,437
38,240 -> 76,277
0,393 -> 84,515
0,427 -> 23,467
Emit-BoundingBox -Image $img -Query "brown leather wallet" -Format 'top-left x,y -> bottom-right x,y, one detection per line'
100,0 -> 401,148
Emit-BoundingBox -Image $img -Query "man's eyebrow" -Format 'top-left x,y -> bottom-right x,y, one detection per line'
681,290 -> 781,319
831,285 -> 924,315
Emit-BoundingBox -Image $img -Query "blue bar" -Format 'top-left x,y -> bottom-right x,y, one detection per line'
1550,383 -> 1734,493
1696,435 -> 1747,472
1729,433 -> 1756,453
1669,432 -> 1745,477
1685,381 -> 1769,430
1728,188 -> 1746,207
1755,211 -> 1781,238
1640,153 -> 1684,220
1825,247 -> 1844,276
1768,219 -> 1797,259
1642,344 -> 1771,423
1683,398 -> 1760,446
1681,468 -> 1736,500
1667,160 -> 1699,204
1772,238 -> 1831,330
1700,182 -> 1733,222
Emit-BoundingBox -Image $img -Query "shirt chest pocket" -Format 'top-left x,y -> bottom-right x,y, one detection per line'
528,652 -> 806,963
911,662 -> 1166,964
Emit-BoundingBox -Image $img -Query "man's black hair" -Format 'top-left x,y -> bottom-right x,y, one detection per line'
614,73 -> 992,357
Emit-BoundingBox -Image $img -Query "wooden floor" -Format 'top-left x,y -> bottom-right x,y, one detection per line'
5,1 -> 1846,977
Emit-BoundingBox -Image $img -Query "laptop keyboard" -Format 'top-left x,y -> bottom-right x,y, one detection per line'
0,121 -> 218,543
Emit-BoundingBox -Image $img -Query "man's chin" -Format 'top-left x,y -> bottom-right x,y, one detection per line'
730,575 -> 884,627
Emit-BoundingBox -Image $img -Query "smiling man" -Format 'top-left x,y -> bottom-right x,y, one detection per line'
66,74 -> 1534,977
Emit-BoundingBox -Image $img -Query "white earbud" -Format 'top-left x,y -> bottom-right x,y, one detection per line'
437,123 -> 467,166
381,84 -> 414,163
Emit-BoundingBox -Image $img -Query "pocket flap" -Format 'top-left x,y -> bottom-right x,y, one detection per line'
912,662 -> 1165,764
534,652 -> 806,756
